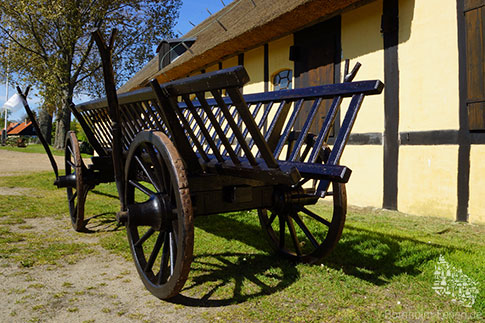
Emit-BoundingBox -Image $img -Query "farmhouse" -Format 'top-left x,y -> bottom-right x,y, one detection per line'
6,121 -> 35,136
120,0 -> 485,224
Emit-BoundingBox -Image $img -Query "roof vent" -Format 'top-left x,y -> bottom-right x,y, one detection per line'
157,38 -> 196,70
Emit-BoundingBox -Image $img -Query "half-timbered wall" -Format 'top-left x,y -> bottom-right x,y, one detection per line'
151,0 -> 485,223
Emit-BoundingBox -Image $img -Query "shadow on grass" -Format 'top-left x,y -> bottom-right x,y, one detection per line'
169,252 -> 298,307
90,189 -> 119,200
322,223 -> 456,285
83,212 -> 120,233
188,212 -> 455,298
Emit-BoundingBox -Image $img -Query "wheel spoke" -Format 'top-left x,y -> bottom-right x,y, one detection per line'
144,231 -> 164,273
278,214 -> 285,249
134,155 -> 161,192
169,232 -> 175,276
171,219 -> 179,248
67,145 -> 74,159
299,207 -> 331,227
146,144 -> 169,193
296,177 -> 311,188
268,211 -> 277,226
67,160 -> 76,168
157,232 -> 170,284
69,191 -> 78,202
129,179 -> 155,197
291,213 -> 320,249
134,227 -> 155,248
286,216 -> 302,256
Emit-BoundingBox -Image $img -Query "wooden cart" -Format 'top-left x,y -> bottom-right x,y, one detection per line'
18,31 -> 383,299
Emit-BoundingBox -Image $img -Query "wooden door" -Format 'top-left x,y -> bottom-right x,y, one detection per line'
464,0 -> 485,131
294,16 -> 341,134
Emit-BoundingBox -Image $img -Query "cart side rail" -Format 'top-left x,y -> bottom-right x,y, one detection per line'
149,66 -> 383,190
73,65 -> 383,192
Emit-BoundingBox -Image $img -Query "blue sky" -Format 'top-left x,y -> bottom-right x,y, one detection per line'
1,0 -> 229,122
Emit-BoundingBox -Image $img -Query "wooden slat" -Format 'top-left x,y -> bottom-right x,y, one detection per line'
211,89 -> 258,165
171,100 -> 210,162
150,79 -> 202,174
308,97 -> 343,163
80,110 -> 107,149
89,110 -> 112,148
273,99 -> 304,159
289,98 -> 322,161
227,88 -> 279,168
265,100 -> 291,151
327,94 -> 365,165
118,106 -> 137,142
237,102 -> 265,154
71,107 -> 107,156
196,92 -> 241,165
142,101 -> 166,132
183,95 -> 225,163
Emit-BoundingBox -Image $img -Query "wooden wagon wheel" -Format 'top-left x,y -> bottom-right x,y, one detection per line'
258,146 -> 346,263
124,131 -> 194,299
65,131 -> 88,232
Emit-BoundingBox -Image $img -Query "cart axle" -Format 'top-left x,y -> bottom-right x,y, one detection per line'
126,193 -> 173,230
54,174 -> 77,188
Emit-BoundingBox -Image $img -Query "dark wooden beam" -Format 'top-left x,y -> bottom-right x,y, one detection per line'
382,0 -> 399,210
456,0 -> 471,222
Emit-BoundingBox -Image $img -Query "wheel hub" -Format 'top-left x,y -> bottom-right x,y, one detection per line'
273,187 -> 319,213
54,173 -> 77,188
127,193 -> 173,230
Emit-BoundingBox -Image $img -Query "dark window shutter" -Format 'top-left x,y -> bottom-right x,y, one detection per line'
464,1 -> 485,131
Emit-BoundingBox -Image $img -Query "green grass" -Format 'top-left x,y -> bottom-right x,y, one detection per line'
0,143 -> 65,156
0,171 -> 483,321
0,143 -> 92,158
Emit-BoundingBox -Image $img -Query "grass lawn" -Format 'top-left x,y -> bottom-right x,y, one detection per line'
0,171 -> 483,322
0,143 -> 65,156
0,143 -> 92,158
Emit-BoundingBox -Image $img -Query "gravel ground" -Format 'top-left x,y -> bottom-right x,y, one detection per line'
0,150 -> 224,322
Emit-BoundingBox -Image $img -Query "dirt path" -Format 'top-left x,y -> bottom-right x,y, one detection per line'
0,150 -> 65,175
0,151 -> 222,322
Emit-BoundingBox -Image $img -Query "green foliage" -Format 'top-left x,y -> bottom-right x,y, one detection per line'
70,120 -> 86,142
0,0 -> 181,95
0,0 -> 181,147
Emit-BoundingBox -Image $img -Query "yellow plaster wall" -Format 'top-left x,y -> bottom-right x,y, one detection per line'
469,146 -> 485,224
340,145 -> 384,208
341,0 -> 385,134
222,56 -> 239,70
399,0 -> 460,132
205,63 -> 219,73
398,146 -> 458,220
243,46 -> 265,94
339,0 -> 384,209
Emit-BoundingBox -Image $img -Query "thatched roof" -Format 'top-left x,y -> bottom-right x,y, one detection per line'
119,0 -> 372,93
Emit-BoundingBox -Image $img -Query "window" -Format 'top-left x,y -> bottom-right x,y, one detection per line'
273,69 -> 292,91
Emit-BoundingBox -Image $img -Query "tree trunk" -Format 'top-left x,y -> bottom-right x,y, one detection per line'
54,88 -> 73,150
37,108 -> 52,145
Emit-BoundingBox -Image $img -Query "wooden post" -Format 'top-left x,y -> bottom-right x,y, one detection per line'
92,29 -> 126,210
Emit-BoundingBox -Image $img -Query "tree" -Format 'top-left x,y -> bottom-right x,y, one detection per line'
0,0 -> 181,149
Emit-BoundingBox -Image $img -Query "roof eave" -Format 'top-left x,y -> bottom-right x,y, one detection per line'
119,0 -> 372,93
